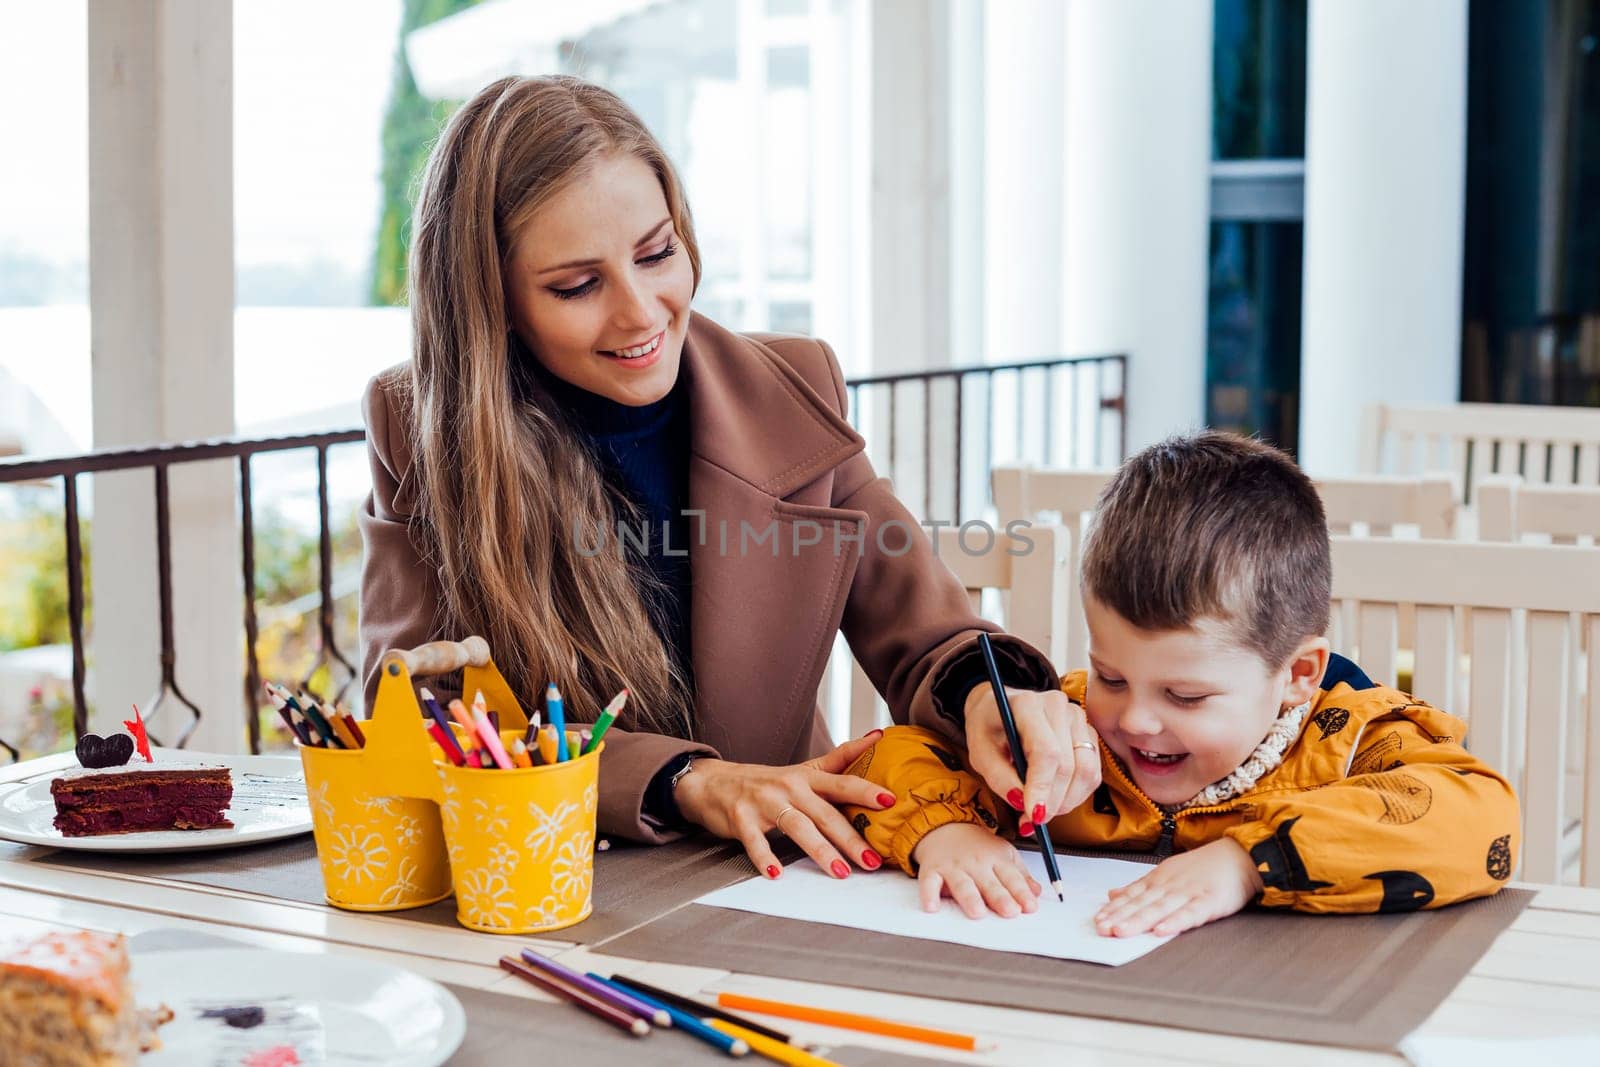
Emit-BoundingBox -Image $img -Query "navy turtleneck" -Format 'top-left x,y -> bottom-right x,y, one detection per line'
531,360 -> 694,691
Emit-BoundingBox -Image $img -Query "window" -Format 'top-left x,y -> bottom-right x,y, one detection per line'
1206,0 -> 1307,450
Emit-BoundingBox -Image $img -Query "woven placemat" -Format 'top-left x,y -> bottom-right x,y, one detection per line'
42,832 -> 792,944
596,883 -> 1533,1051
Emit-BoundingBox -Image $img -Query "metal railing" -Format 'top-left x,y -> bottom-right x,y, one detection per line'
0,430 -> 364,761
0,353 -> 1126,759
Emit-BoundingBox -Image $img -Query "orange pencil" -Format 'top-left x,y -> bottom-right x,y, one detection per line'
510,738 -> 533,769
536,724 -> 559,766
715,993 -> 986,1052
325,713 -> 361,750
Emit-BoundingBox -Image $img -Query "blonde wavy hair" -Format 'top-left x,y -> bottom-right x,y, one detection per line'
403,75 -> 702,735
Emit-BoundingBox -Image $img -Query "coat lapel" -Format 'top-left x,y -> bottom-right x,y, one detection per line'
681,315 -> 867,762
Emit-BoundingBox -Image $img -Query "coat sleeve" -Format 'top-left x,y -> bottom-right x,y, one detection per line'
798,339 -> 1060,740
1224,704 -> 1521,913
842,725 -> 1010,875
357,373 -> 718,845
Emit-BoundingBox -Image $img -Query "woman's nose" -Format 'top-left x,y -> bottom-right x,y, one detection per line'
609,270 -> 656,331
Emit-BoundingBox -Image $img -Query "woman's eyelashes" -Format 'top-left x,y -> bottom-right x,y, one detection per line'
547,242 -> 678,301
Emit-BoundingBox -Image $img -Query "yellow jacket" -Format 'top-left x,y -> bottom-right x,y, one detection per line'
844,655 -> 1520,913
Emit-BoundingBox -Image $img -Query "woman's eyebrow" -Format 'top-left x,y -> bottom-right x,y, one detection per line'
536,218 -> 672,274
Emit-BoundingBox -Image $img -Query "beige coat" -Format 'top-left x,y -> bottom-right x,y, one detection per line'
358,312 -> 1055,842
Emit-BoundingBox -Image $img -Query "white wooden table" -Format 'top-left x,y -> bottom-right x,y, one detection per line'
2,756 -> 1598,1066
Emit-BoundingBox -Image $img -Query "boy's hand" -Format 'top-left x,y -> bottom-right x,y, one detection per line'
1094,838 -> 1263,937
911,822 -> 1042,919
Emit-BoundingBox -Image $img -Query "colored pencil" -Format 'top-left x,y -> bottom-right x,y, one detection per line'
536,724 -> 559,767
338,712 -> 366,747
510,738 -> 532,769
706,1020 -> 841,1067
263,686 -> 313,745
472,692 -> 514,769
497,956 -> 649,1036
511,951 -> 669,1027
522,711 -> 542,749
426,721 -> 465,766
584,689 -> 628,754
274,684 -> 341,748
420,695 -> 467,764
715,993 -> 986,1052
545,683 -> 569,761
446,699 -> 486,766
607,975 -> 792,1045
977,632 -> 1064,901
325,711 -> 361,750
591,975 -> 748,1056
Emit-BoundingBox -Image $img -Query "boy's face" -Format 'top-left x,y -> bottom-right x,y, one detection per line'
1082,598 -> 1297,807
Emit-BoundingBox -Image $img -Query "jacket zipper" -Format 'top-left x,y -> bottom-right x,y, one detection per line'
1101,749 -> 1238,857
1155,811 -> 1178,858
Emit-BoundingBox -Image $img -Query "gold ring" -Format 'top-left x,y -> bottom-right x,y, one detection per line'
1073,742 -> 1096,752
774,805 -> 799,834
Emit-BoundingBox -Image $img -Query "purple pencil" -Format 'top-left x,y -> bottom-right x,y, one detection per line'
518,949 -> 670,1028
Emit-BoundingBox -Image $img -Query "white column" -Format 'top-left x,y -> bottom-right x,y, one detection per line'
982,0 -> 1066,369
869,0 -> 954,375
1298,0 -> 1468,475
88,0 -> 244,751
1059,0 -> 1214,456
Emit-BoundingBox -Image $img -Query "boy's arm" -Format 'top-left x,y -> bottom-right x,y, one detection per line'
1224,704 -> 1520,913
843,725 -> 1009,875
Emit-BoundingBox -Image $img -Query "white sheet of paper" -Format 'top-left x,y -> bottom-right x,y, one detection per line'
697,851 -> 1172,966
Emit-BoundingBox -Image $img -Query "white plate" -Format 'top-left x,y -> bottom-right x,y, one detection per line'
0,749 -> 311,852
132,948 -> 465,1067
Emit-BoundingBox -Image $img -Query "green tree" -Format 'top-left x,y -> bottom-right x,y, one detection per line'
370,0 -> 486,306
0,500 -> 91,652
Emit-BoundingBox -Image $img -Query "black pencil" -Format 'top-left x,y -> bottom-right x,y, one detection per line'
977,632 -> 1065,901
608,974 -> 794,1045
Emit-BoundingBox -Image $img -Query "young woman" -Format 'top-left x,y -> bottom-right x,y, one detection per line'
358,75 -> 1099,882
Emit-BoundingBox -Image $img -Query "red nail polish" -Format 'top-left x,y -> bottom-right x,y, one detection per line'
1006,789 -> 1024,811
877,792 -> 896,807
1032,804 -> 1046,825
830,859 -> 850,879
766,864 -> 781,879
1018,821 -> 1033,836
861,849 -> 882,870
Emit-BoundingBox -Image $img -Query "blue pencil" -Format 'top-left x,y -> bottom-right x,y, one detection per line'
546,683 -> 569,762
585,972 -> 749,1057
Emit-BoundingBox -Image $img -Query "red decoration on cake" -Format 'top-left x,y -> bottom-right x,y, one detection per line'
122,704 -> 153,763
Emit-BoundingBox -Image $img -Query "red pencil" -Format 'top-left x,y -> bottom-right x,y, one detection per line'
498,956 -> 650,1037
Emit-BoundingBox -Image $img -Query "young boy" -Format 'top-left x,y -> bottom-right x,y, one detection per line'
846,432 -> 1519,937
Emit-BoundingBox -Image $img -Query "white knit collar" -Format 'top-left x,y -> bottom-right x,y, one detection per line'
1176,699 -> 1312,810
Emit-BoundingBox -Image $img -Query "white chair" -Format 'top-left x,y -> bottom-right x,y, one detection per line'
1478,477 -> 1600,546
1329,535 -> 1600,885
818,525 -> 1072,740
1360,402 -> 1600,503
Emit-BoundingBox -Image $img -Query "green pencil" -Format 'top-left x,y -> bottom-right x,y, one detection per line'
582,689 -> 627,755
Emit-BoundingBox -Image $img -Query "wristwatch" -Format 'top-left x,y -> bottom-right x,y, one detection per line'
667,754 -> 703,795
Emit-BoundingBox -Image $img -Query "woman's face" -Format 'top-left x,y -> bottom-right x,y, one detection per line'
503,151 -> 694,406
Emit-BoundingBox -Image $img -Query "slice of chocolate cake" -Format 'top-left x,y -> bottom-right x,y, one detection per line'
51,762 -> 234,837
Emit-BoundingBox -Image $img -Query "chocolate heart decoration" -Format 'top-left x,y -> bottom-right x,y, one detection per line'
75,732 -> 135,769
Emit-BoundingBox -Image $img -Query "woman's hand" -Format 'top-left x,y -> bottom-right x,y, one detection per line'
672,730 -> 897,880
1093,839 -> 1264,937
912,822 -> 1041,919
963,685 -> 1101,829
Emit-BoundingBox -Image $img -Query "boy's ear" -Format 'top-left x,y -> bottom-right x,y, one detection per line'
1280,635 -> 1331,709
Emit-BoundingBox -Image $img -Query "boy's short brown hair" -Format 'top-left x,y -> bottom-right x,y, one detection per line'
1080,431 -> 1331,667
